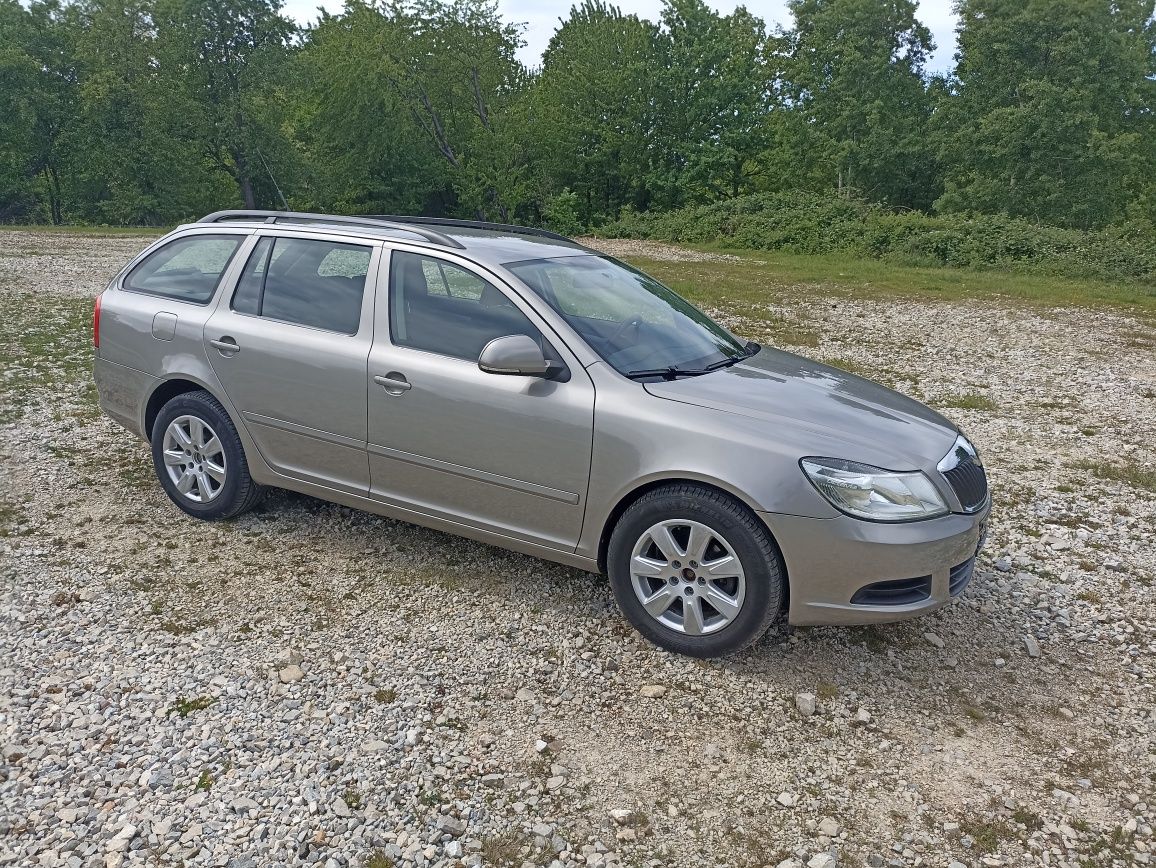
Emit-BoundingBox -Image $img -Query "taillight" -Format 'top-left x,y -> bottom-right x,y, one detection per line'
93,293 -> 103,348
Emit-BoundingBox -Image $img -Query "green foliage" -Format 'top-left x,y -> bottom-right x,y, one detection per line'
534,1 -> 663,221
542,189 -> 583,236
934,0 -> 1156,229
0,0 -> 1153,246
603,192 -> 1156,284
769,0 -> 938,209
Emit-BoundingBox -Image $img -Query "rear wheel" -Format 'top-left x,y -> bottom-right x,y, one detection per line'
151,390 -> 263,520
607,484 -> 784,657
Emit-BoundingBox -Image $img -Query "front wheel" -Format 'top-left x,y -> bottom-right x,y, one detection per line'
607,484 -> 785,657
151,390 -> 263,520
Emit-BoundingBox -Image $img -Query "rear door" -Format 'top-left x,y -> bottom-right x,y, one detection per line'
204,230 -> 380,495
366,248 -> 595,550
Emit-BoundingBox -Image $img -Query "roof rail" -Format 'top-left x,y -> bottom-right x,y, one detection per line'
197,209 -> 465,249
364,215 -> 576,244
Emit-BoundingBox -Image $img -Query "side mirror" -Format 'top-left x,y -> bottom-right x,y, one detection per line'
478,334 -> 551,377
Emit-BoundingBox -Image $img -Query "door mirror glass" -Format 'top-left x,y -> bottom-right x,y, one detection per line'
478,334 -> 551,377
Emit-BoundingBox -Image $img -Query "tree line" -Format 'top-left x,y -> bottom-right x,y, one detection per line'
1,0 -> 1154,232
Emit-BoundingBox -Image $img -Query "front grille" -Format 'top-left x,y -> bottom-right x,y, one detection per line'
850,575 -> 932,606
942,451 -> 988,512
949,558 -> 975,596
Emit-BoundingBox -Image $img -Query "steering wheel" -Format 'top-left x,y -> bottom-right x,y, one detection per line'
608,315 -> 643,347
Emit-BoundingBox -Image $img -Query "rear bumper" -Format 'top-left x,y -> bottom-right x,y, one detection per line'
93,356 -> 154,439
761,503 -> 990,626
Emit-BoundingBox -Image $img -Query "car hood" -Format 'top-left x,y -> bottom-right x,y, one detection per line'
643,347 -> 960,468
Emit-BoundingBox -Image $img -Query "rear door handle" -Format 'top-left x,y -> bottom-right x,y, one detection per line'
209,337 -> 240,355
374,373 -> 412,394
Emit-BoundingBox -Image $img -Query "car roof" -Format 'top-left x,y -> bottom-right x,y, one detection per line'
188,210 -> 594,267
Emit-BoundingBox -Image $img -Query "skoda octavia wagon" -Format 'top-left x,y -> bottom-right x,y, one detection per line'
93,210 -> 990,657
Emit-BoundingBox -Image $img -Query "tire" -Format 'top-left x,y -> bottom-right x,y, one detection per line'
150,390 -> 264,521
607,483 -> 785,657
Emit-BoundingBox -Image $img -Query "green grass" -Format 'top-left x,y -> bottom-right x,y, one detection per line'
169,696 -> 217,717
936,392 -> 999,411
620,247 -> 1156,315
959,816 -> 1013,853
1072,459 -> 1156,493
0,292 -> 96,424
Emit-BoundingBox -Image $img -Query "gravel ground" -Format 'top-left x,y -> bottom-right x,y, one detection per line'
1,229 -> 1154,868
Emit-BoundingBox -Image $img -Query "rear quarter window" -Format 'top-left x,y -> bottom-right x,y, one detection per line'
123,235 -> 243,304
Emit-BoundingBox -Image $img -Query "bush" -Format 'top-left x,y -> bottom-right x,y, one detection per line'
599,193 -> 1156,284
542,188 -> 584,237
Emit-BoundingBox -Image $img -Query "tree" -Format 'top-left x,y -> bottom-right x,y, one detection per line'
770,0 -> 938,209
650,0 -> 770,208
292,2 -> 445,214
157,0 -> 297,209
62,0 -> 232,223
935,0 -> 1156,229
534,1 -> 662,222
0,1 -> 79,223
388,0 -> 530,220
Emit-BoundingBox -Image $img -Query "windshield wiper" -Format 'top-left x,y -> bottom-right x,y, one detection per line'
626,354 -> 747,381
624,366 -> 707,381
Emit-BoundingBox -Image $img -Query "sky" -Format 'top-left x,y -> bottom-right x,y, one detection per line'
280,0 -> 962,73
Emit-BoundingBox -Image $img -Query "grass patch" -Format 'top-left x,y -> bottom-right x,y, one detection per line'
937,392 -> 998,411
821,357 -> 874,377
480,832 -> 524,866
170,696 -> 217,717
620,249 -> 1156,316
374,687 -> 396,703
768,321 -> 821,347
195,769 -> 214,791
365,851 -> 395,868
0,292 -> 96,424
960,816 -> 1013,853
1011,807 -> 1043,832
1071,459 -> 1156,493
342,788 -> 363,810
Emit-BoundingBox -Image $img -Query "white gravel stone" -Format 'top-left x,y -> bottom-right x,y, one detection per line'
795,692 -> 817,717
817,816 -> 842,837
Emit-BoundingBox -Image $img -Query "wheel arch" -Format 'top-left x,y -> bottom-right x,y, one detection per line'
143,376 -> 233,440
596,477 -> 790,614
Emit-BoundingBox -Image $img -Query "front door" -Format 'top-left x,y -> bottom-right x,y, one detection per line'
205,232 -> 379,494
366,249 -> 594,550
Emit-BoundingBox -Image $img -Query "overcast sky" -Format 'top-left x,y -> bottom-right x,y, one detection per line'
280,0 -> 962,72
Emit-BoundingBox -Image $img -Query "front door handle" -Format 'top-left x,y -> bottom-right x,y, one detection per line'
374,373 -> 412,395
209,337 -> 240,355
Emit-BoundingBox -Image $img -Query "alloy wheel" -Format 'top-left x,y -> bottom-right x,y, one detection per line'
629,519 -> 747,636
161,414 -> 227,503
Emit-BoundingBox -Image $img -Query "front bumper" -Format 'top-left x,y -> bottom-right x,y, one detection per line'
761,502 -> 990,626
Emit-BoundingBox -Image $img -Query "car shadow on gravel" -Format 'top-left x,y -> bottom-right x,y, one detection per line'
234,489 -> 1007,669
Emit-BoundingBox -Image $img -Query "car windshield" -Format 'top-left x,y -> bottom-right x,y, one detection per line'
505,254 -> 747,376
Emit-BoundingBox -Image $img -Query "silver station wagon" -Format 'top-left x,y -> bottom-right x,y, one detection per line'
94,211 -> 990,657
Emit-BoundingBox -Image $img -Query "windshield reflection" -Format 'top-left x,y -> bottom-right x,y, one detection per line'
505,255 -> 746,375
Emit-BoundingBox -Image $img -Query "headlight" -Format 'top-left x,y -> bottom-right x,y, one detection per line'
800,457 -> 949,522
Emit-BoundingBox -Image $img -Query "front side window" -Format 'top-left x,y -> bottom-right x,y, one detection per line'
506,255 -> 747,376
124,234 -> 242,303
232,236 -> 371,334
389,251 -> 544,361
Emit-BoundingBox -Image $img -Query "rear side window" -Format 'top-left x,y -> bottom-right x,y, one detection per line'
123,235 -> 242,303
231,236 -> 371,334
